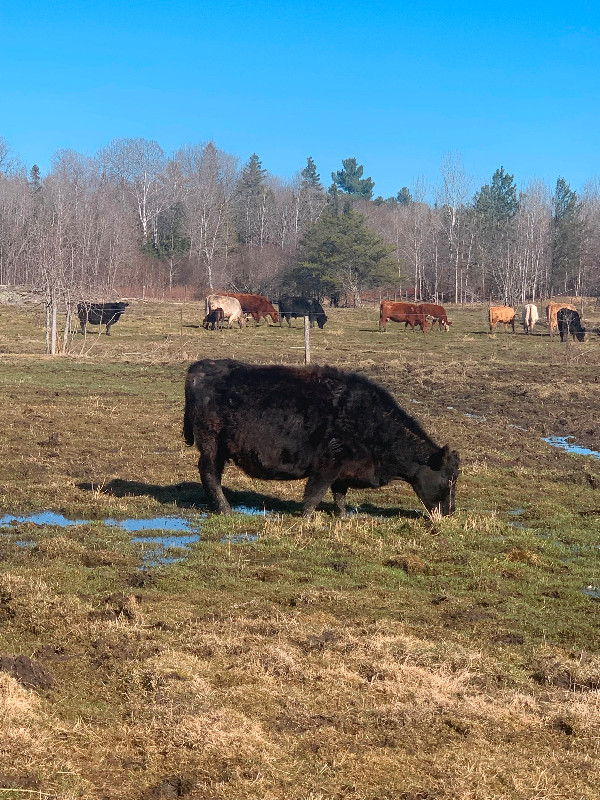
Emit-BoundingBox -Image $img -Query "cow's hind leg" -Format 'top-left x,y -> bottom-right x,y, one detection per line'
302,470 -> 340,517
198,439 -> 231,513
331,479 -> 350,518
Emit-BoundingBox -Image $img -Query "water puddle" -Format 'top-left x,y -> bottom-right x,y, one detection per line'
544,437 -> 600,460
0,511 -> 87,527
132,533 -> 201,566
582,585 -> 600,601
0,507 -> 266,532
105,516 -> 199,533
1,508 -> 264,566
221,532 -> 260,544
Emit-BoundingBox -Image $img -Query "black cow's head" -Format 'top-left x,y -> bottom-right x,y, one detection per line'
411,445 -> 459,517
310,301 -> 328,329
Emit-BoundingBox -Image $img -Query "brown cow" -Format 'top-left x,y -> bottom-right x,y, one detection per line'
379,301 -> 430,333
418,303 -> 452,331
546,301 -> 576,335
489,306 -> 516,333
219,292 -> 279,324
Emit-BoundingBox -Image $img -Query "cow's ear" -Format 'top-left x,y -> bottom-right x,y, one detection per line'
427,445 -> 449,472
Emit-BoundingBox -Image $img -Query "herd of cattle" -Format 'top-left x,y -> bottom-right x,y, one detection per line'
75,295 -> 589,342
488,301 -> 586,341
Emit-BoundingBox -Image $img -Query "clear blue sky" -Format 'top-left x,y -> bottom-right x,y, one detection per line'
2,0 -> 600,198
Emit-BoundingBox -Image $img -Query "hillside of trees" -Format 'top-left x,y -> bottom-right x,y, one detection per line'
1,136 -> 599,306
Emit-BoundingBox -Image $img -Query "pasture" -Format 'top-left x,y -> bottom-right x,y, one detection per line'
0,298 -> 600,800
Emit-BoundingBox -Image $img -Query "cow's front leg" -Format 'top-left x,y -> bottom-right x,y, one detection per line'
302,469 -> 339,517
331,479 -> 350,518
198,440 -> 230,513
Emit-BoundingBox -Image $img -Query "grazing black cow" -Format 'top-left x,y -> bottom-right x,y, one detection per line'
77,302 -> 128,335
557,307 -> 585,342
202,307 -> 224,330
278,295 -> 328,328
183,359 -> 459,517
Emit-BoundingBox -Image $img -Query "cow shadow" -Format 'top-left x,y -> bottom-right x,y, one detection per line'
76,479 -> 420,519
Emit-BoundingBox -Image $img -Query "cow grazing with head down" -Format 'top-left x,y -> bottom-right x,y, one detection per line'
418,303 -> 452,331
546,301 -> 577,335
522,304 -> 539,334
183,359 -> 459,518
77,302 -> 128,335
203,307 -> 224,330
489,306 -> 516,333
220,293 -> 279,324
204,294 -> 245,328
379,301 -> 430,333
557,307 -> 585,342
278,296 -> 328,328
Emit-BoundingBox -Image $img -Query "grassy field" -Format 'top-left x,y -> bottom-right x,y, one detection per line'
0,298 -> 600,800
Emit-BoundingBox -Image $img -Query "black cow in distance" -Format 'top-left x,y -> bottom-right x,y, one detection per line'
557,308 -> 585,342
77,302 -> 129,335
278,296 -> 328,328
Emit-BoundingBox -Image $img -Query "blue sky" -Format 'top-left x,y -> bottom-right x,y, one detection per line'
2,0 -> 600,198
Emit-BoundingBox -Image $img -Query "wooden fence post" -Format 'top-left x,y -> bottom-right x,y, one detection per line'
304,316 -> 310,365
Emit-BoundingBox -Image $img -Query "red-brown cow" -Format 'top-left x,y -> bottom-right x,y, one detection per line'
418,303 -> 452,331
379,301 -> 430,333
489,306 -> 516,333
219,293 -> 279,324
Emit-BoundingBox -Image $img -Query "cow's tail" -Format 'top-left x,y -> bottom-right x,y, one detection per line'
183,382 -> 196,447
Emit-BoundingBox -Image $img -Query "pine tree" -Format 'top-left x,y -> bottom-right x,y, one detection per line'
290,204 -> 396,302
473,167 -> 519,221
300,156 -> 322,190
233,153 -> 273,247
331,158 -> 375,199
397,187 -> 413,205
552,177 -> 583,294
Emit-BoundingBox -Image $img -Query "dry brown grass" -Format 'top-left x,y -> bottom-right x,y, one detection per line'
0,300 -> 600,798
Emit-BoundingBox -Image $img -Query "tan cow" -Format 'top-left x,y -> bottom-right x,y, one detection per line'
205,294 -> 245,328
546,301 -> 576,335
379,301 -> 430,333
489,306 -> 516,333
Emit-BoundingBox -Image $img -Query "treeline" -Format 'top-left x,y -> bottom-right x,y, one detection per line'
0,136 -> 599,305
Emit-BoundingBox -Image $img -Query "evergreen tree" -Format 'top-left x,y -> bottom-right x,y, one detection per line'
300,156 -> 322,190
233,153 -> 273,247
397,186 -> 413,205
551,177 -> 582,294
29,164 -> 42,197
291,203 -> 396,302
142,201 -> 191,288
473,166 -> 519,221
331,158 -> 375,199
473,167 -> 519,303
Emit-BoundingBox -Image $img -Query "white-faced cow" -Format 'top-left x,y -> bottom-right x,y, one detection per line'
418,303 -> 452,331
77,302 -> 128,335
183,359 -> 459,518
